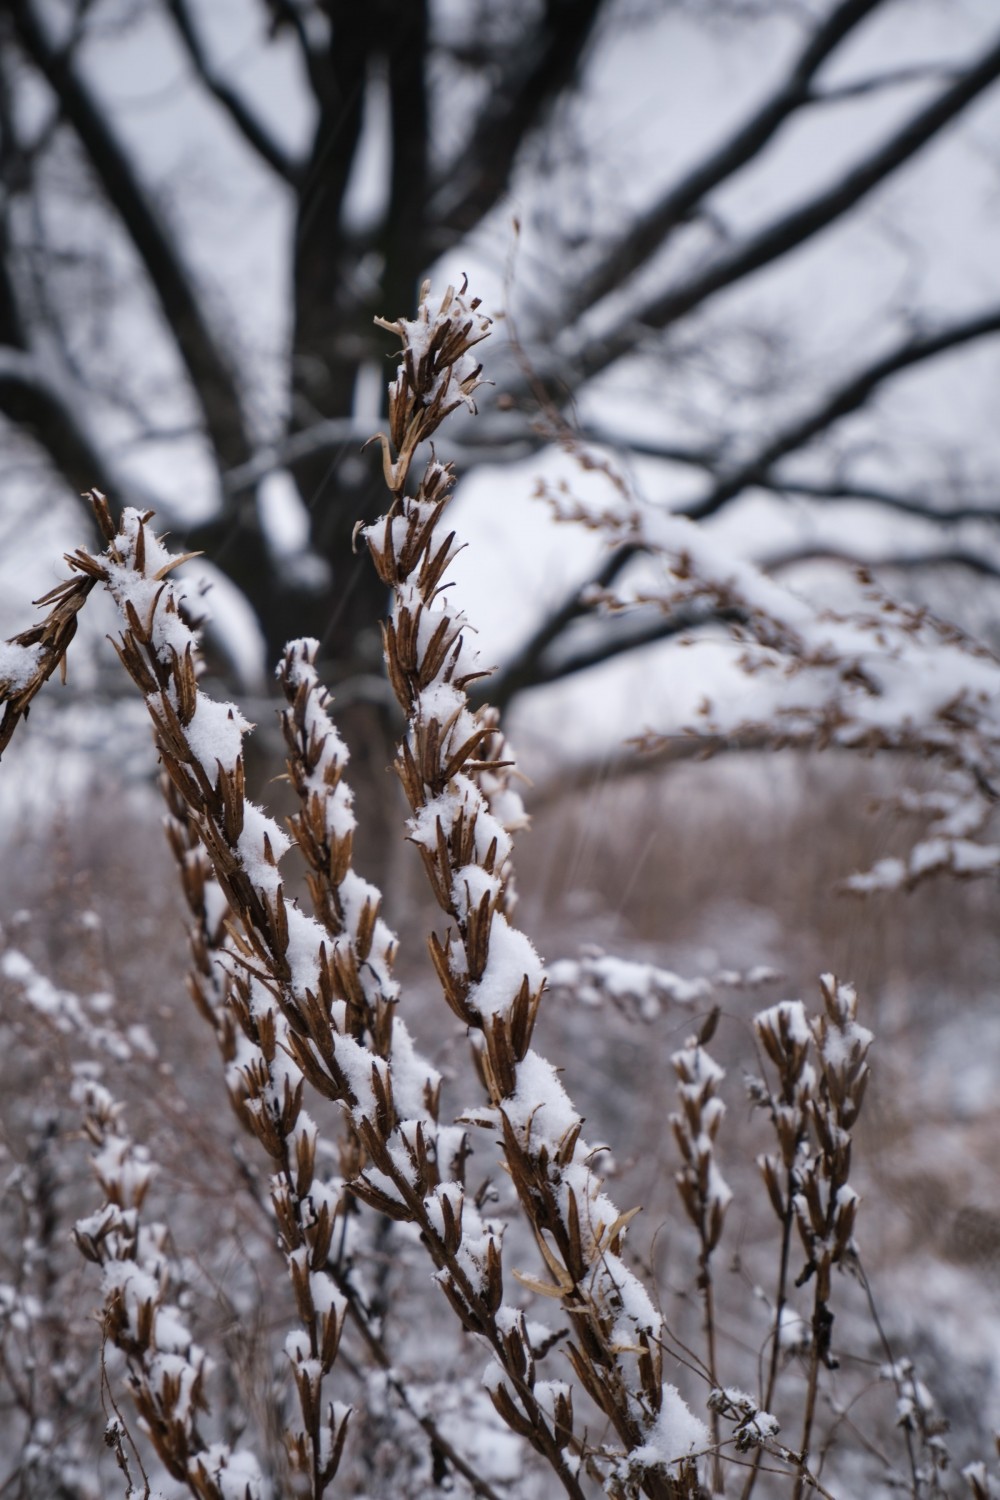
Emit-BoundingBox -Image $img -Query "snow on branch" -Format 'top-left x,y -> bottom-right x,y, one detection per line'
543,468 -> 1000,892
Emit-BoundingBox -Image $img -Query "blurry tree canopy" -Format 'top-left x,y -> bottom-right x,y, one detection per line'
2,0 -> 1000,724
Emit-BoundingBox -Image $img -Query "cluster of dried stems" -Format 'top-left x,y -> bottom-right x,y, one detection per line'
1,282 -> 999,1500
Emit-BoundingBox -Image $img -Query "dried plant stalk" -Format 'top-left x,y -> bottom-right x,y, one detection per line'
670,1010 -> 731,1489
363,280 -> 707,1498
0,491 -> 111,756
72,1079 -> 264,1499
57,493 -> 582,1495
63,503 -> 354,1494
791,975 -> 871,1499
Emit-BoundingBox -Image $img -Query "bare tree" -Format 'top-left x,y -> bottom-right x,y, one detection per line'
2,0 -> 1000,734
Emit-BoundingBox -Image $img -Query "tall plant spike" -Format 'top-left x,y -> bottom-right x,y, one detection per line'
363,280 -> 708,1498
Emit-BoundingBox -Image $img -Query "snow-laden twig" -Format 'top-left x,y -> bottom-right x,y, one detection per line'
745,977 -> 872,1500
542,469 -> 1000,893
548,950 -> 779,1023
880,1358 -> 952,1497
670,1010 -> 731,1487
65,493 -> 544,1496
72,1078 -> 265,1499
65,502 -> 355,1494
0,564 -> 99,757
364,279 -> 707,1499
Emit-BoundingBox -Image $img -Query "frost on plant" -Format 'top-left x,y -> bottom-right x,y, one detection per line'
1,282 -> 998,1500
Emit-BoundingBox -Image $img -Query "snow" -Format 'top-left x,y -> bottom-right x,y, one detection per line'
236,803 -> 291,897
602,1250 -> 662,1341
533,1379 -> 570,1427
549,951 -> 709,1016
408,777 -> 514,871
494,1304 -> 524,1338
626,1385 -> 709,1472
0,641 -> 43,692
387,1018 -> 439,1121
283,905 -> 323,998
844,855 -> 907,893
466,914 -> 543,1020
338,871 -> 382,939
452,863 -> 501,920
481,1361 -> 513,1399
502,1050 -> 578,1147
182,694 -> 251,777
777,1304 -> 811,1353
453,1218 -> 497,1295
673,1043 -> 724,1089
416,680 -> 474,737
1,948 -> 87,1031
816,980 -> 873,1072
756,999 -> 811,1047
952,840 -> 1000,874
101,1260 -> 164,1341
92,1134 -> 156,1205
336,1033 -> 386,1121
194,1444 -> 267,1500
309,1271 -> 346,1321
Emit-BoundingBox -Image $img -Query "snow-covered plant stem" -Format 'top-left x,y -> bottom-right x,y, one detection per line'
742,999 -> 815,1500
364,281 -> 706,1499
66,496 -> 543,1496
160,631 -> 503,1499
66,503 -> 354,1495
670,1012 -> 731,1491
792,975 -> 871,1500
753,1005 -> 814,1401
276,637 -> 511,1499
747,979 -> 871,1500
0,561 -> 99,757
72,1079 -> 264,1499
161,773 -> 238,1081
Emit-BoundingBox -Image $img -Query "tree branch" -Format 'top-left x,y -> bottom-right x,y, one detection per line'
809,61 -> 963,105
429,0 -> 606,246
765,543 -> 1000,581
682,304 -> 1000,520
222,417 -> 361,496
572,25 -> 1000,382
487,307 -> 1000,706
9,0 -> 251,472
759,475 -> 1000,524
0,346 -> 147,510
487,601 -> 748,709
573,425 -> 1000,525
290,5 -> 369,423
165,0 -> 302,185
526,729 -> 778,813
576,423 -> 725,470
566,0 -> 884,320
382,0 -> 430,318
485,542 -> 639,711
